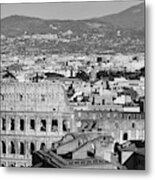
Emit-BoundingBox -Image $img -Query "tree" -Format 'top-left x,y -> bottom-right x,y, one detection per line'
76,70 -> 89,82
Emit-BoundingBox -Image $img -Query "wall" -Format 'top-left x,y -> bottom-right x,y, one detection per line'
0,81 -> 74,167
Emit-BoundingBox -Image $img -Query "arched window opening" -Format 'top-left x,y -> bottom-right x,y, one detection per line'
123,133 -> 128,141
30,119 -> 35,130
20,119 -> 25,131
103,136 -> 106,140
40,143 -> 46,151
1,163 -> 5,167
10,163 -> 16,167
10,141 -> 15,154
10,118 -> 15,131
128,114 -> 131,120
30,142 -> 35,155
40,119 -> 46,131
2,118 -> 6,131
132,122 -> 135,128
51,119 -> 58,132
2,141 -> 6,154
0,94 -> 4,101
20,142 -> 25,155
63,120 -> 70,132
19,94 -> 23,101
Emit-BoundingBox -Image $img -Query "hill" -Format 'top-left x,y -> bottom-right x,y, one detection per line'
1,3 -> 145,54
1,3 -> 144,37
90,2 -> 144,30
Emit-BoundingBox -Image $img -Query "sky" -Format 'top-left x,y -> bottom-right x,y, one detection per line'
1,1 -> 143,20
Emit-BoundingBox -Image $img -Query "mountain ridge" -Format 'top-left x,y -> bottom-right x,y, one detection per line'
89,2 -> 144,30
1,3 -> 144,37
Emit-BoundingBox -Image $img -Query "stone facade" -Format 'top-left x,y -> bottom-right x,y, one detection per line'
0,81 -> 74,167
0,81 -> 145,167
74,110 -> 145,144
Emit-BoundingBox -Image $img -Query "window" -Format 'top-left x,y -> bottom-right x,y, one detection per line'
1,163 -> 5,167
2,118 -> 6,131
30,142 -> 35,155
10,119 -> 15,131
103,136 -> 106,140
20,142 -> 25,155
92,97 -> 95,105
63,120 -> 67,132
0,94 -> 4,101
19,94 -> 23,101
2,141 -> 6,154
123,133 -> 128,141
30,119 -> 35,130
41,94 -> 45,101
40,119 -> 46,131
10,141 -> 15,154
128,114 -> 131,120
40,143 -> 46,150
10,163 -> 16,167
63,120 -> 70,132
20,119 -> 24,131
51,119 -> 58,132
102,99 -> 105,105
132,122 -> 135,128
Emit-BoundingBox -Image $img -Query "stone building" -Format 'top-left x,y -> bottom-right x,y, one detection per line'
0,81 -> 75,167
74,110 -> 145,144
0,81 -> 145,168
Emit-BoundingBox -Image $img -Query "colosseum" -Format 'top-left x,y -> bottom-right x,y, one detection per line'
0,81 -> 145,167
0,81 -> 75,167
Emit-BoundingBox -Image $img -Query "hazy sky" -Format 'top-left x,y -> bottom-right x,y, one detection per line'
1,1 -> 143,20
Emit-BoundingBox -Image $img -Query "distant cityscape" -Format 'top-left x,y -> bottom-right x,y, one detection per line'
0,1 -> 145,170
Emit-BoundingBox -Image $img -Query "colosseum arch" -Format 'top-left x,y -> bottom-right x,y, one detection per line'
10,141 -> 16,154
0,93 -> 4,101
132,122 -> 136,128
51,119 -> 58,132
1,141 -> 6,154
123,132 -> 128,141
20,142 -> 25,155
30,142 -> 35,155
40,142 -> 46,150
1,162 -> 6,167
62,120 -> 71,132
40,119 -> 46,132
2,118 -> 6,131
128,114 -> 131,120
